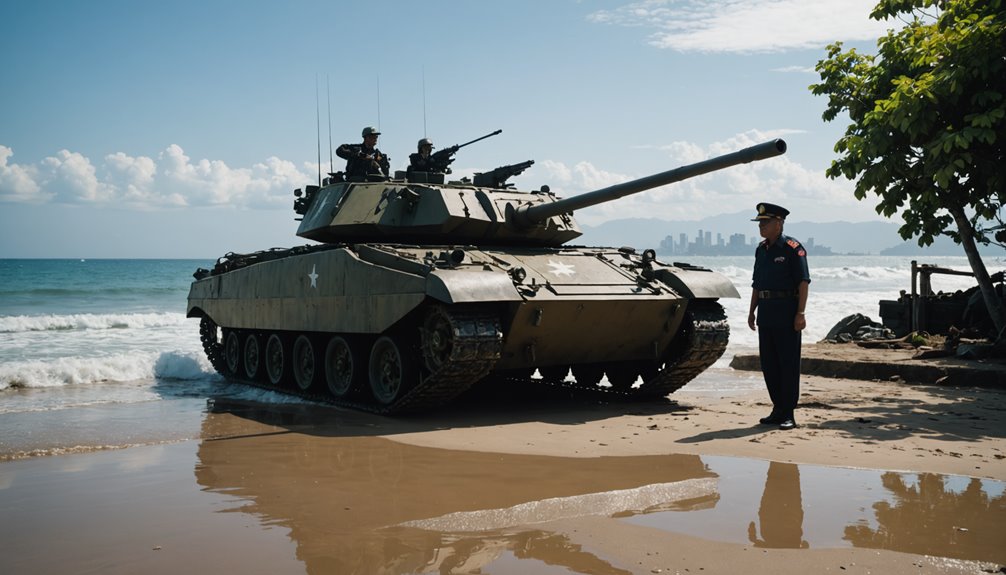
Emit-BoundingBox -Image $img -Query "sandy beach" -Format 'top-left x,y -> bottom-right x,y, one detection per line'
2,364 -> 1005,574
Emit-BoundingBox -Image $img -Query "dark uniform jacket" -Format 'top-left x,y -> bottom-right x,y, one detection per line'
752,234 -> 811,328
336,143 -> 390,179
407,152 -> 436,175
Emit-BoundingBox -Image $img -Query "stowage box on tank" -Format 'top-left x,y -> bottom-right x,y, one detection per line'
188,138 -> 787,413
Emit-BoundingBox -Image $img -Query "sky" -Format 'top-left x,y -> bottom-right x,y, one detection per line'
0,0 -> 907,258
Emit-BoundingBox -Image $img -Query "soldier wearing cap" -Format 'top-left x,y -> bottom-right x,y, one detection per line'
407,138 -> 436,177
336,126 -> 390,180
747,202 -> 810,430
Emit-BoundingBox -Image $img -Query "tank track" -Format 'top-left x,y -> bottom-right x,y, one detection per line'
484,300 -> 729,403
198,300 -> 727,413
634,299 -> 729,398
390,309 -> 502,413
199,309 -> 502,415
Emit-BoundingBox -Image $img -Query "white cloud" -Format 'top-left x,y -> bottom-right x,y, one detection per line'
770,65 -> 817,73
40,150 -> 115,203
0,146 -> 46,202
0,145 -> 313,210
540,129 -> 881,224
588,0 -> 902,53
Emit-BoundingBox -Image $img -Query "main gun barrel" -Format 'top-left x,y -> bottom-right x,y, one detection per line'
456,129 -> 502,150
512,139 -> 787,228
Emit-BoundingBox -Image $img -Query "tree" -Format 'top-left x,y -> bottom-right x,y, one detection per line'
811,0 -> 1006,339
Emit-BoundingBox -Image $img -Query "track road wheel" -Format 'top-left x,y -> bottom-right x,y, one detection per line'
421,306 -> 453,373
265,334 -> 286,386
224,331 -> 241,375
292,335 -> 318,391
368,335 -> 418,406
324,336 -> 356,398
243,334 -> 261,380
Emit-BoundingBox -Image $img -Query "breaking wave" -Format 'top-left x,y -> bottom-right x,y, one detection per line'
0,350 -> 214,391
0,312 -> 187,333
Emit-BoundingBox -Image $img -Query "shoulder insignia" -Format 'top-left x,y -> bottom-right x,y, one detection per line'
786,239 -> 800,249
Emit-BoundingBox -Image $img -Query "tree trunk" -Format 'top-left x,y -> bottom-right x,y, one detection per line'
948,204 -> 1006,338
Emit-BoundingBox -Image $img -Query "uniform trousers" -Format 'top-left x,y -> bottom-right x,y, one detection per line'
757,325 -> 802,418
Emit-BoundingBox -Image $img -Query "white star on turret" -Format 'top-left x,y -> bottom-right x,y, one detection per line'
308,264 -> 318,288
546,260 -> 576,277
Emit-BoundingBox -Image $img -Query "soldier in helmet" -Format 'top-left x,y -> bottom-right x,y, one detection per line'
407,138 -> 437,178
336,126 -> 390,180
747,202 -> 810,431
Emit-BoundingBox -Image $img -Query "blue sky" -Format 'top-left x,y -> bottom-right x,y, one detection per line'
0,0 -> 902,258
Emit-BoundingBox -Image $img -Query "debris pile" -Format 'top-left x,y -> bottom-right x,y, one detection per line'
822,313 -> 897,344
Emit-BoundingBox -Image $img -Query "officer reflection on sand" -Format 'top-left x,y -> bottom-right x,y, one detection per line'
747,462 -> 809,549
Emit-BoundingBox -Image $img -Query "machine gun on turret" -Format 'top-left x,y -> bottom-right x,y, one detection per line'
428,129 -> 502,174
473,160 -> 534,189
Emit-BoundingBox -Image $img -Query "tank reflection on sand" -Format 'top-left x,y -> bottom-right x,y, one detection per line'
194,405 -> 718,574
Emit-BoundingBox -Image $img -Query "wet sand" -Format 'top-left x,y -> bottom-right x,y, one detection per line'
1,370 -> 1005,574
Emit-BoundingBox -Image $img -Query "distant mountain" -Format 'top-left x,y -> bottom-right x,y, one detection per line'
577,211 -> 1004,257
880,235 -> 1005,256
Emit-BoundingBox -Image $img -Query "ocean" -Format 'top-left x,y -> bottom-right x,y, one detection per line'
0,255 -> 996,418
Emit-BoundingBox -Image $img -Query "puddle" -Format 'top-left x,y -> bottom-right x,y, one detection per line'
624,456 -> 1006,562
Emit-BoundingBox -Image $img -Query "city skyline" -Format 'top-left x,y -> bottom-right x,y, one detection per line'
659,228 -> 831,256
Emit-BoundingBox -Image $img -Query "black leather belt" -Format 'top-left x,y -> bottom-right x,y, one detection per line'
757,290 -> 797,299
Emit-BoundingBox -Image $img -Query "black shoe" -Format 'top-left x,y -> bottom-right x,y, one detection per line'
759,413 -> 784,425
778,418 -> 797,430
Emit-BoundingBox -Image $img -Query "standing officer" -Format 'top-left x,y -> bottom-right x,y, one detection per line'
747,203 -> 810,430
336,126 -> 390,180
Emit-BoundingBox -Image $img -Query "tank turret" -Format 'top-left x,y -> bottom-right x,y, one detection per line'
293,139 -> 786,246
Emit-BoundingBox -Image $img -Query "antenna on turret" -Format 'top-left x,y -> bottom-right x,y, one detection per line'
376,75 -> 382,131
422,67 -> 428,138
315,75 -> 321,187
326,75 -> 334,175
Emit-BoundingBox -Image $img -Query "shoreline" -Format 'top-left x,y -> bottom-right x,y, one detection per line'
1,365 -> 1004,574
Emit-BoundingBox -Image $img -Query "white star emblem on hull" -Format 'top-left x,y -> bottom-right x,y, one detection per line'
308,264 -> 319,288
546,260 -> 576,277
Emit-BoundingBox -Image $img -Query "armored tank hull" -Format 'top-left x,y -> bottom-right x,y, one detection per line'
188,241 -> 736,412
188,139 -> 786,412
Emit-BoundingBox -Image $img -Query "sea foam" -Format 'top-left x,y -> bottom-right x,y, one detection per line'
0,312 -> 187,333
0,350 -> 215,391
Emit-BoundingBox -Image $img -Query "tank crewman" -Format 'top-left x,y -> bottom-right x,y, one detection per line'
336,126 -> 390,180
747,202 -> 810,430
407,138 -> 436,177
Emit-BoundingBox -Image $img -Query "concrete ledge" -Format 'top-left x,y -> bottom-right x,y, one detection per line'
730,343 -> 1006,388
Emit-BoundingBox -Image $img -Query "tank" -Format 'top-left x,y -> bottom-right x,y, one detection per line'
187,138 -> 787,413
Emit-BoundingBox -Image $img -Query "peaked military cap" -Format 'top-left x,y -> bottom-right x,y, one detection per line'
751,202 -> 790,221
362,126 -> 381,137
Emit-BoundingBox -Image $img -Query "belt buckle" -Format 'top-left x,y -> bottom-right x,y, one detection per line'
758,290 -> 770,298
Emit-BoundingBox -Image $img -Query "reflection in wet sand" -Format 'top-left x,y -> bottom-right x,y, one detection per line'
624,455 -> 1006,564
845,472 -> 1006,563
195,406 -> 718,574
748,462 -> 808,549
196,402 -> 1006,571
